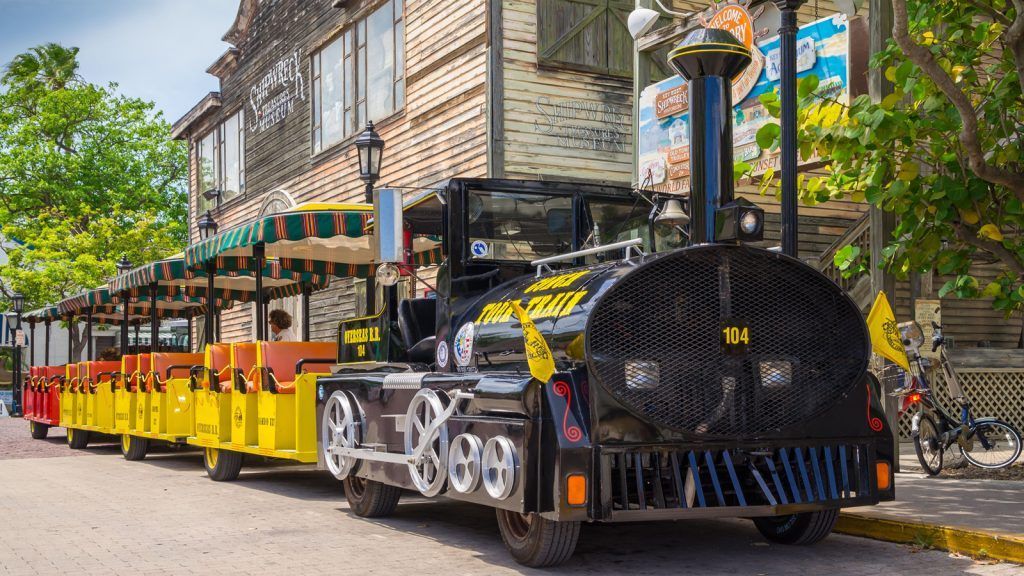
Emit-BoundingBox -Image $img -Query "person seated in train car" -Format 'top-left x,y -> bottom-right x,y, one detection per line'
99,347 -> 120,361
269,310 -> 295,342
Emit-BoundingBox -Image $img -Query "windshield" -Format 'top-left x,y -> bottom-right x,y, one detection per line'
467,191 -> 573,261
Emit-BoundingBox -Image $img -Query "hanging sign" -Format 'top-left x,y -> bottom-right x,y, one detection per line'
637,14 -> 864,194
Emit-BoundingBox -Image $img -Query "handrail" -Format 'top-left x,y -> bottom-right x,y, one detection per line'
816,212 -> 871,293
531,238 -> 644,276
296,357 -> 335,374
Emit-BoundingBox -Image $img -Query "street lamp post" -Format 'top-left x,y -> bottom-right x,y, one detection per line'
116,255 -> 133,354
11,292 -> 24,416
356,121 -> 386,315
356,121 -> 385,204
197,210 -> 219,347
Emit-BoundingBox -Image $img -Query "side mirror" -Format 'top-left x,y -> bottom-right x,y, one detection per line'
374,188 -> 404,264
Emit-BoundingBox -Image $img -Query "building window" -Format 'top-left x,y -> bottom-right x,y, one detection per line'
312,0 -> 405,154
537,0 -> 633,77
195,109 -> 245,213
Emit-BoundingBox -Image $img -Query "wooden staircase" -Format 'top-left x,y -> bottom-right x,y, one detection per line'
808,213 -> 873,311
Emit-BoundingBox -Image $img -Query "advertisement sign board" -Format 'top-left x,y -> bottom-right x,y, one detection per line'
637,14 -> 864,194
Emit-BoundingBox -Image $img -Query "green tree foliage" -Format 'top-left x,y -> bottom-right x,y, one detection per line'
746,0 -> 1024,314
0,43 -> 187,354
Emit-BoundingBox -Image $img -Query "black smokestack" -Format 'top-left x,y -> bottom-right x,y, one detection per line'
668,28 -> 751,244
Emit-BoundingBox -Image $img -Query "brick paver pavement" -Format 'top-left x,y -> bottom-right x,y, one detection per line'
0,420 -> 1021,575
0,418 -> 85,461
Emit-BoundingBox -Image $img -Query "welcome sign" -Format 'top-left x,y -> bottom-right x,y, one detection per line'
637,14 -> 865,194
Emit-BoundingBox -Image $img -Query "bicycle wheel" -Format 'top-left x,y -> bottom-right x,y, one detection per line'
914,414 -> 943,475
960,419 -> 1022,469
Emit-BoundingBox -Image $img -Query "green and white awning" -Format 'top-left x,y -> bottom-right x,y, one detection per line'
183,202 -> 443,276
23,306 -> 62,322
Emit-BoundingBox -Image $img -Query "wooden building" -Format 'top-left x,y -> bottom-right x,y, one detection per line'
172,0 -> 1022,351
172,0 -> 638,341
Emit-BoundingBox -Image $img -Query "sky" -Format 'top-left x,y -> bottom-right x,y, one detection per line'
0,0 -> 241,123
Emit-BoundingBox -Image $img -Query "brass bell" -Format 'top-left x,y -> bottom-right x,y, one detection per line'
655,198 -> 689,227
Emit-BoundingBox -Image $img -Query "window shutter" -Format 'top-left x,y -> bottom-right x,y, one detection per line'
537,0 -> 634,78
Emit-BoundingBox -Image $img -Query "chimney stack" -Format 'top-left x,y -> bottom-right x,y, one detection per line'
668,28 -> 751,245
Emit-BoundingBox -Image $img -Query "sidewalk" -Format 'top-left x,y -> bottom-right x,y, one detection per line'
838,443 -> 1024,564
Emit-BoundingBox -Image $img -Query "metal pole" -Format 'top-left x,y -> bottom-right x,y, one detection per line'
149,283 -> 160,353
85,309 -> 93,360
12,312 -> 22,415
301,282 -> 311,341
253,243 -> 266,341
187,315 -> 194,353
28,319 -> 35,367
121,291 -> 130,353
205,260 -> 216,347
134,322 -> 141,353
66,314 -> 74,363
775,0 -> 804,257
44,319 -> 51,366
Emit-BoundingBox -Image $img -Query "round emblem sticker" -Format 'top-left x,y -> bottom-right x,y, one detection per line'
470,240 -> 489,258
436,340 -> 449,369
453,322 -> 476,367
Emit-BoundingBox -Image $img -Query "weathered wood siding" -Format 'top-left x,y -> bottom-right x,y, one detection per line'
500,0 -> 634,183
183,0 -> 489,343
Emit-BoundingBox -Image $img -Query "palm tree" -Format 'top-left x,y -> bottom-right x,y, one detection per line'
2,43 -> 81,92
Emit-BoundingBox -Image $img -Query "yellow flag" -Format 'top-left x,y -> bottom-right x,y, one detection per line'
510,300 -> 555,383
866,291 -> 910,371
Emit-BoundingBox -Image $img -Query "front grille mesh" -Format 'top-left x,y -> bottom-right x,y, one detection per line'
587,246 -> 867,437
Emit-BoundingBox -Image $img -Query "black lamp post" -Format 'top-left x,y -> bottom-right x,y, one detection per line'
355,121 -> 385,204
197,210 -> 219,348
11,292 -> 24,416
116,255 -> 132,354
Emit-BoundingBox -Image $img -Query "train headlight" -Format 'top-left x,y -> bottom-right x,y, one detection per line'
759,360 -> 792,388
625,360 -> 659,390
715,198 -> 764,243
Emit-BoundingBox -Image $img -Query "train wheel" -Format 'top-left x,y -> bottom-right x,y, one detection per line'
322,391 -> 362,480
29,421 -> 49,440
204,447 -> 243,481
343,475 -> 401,518
753,508 -> 838,545
67,428 -> 90,449
496,509 -> 580,567
121,434 -> 149,461
403,389 -> 449,496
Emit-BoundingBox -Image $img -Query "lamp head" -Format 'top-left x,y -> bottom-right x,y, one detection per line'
197,210 -> 218,241
355,121 -> 385,184
11,292 -> 24,314
627,8 -> 660,40
116,254 -> 133,275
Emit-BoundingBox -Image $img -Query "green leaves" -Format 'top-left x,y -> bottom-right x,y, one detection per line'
756,123 -> 780,149
0,43 -> 187,311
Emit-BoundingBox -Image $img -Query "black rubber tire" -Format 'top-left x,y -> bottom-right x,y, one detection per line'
495,509 -> 581,567
121,434 -> 149,461
753,508 -> 839,545
67,428 -> 90,449
29,421 -> 49,440
204,447 -> 243,481
343,475 -> 402,518
959,419 -> 1023,469
914,414 -> 944,476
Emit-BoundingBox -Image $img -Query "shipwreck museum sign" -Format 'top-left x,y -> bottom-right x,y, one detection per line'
248,48 -> 307,135
637,14 -> 865,194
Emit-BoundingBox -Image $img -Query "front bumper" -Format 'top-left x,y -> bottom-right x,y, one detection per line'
593,440 -> 890,522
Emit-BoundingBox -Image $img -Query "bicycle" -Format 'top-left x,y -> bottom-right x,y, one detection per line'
890,321 -> 1022,476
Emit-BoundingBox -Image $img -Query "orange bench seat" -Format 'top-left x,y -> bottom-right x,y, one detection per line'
255,341 -> 337,394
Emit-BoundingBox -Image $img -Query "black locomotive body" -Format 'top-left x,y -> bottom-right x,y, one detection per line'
315,29 -> 894,567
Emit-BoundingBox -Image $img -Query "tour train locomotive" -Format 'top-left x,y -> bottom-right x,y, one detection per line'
19,27 -> 894,569
316,29 -> 895,567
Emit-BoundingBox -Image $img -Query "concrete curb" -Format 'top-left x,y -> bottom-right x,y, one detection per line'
837,513 -> 1024,565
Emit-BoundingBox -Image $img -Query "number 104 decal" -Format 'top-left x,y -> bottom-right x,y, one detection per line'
721,318 -> 750,355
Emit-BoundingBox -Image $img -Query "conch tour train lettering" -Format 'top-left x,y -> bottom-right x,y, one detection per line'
20,20 -> 894,572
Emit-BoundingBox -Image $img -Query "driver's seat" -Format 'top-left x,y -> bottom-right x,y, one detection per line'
397,298 -> 437,364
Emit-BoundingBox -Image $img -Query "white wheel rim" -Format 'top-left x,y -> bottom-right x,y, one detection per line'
483,436 -> 518,500
403,389 -> 449,496
322,391 -> 361,480
448,434 -> 483,493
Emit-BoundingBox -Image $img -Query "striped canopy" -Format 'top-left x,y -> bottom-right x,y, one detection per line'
183,201 -> 443,276
24,306 -> 61,322
109,256 -> 331,303
58,287 -> 116,315
57,287 -> 230,320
